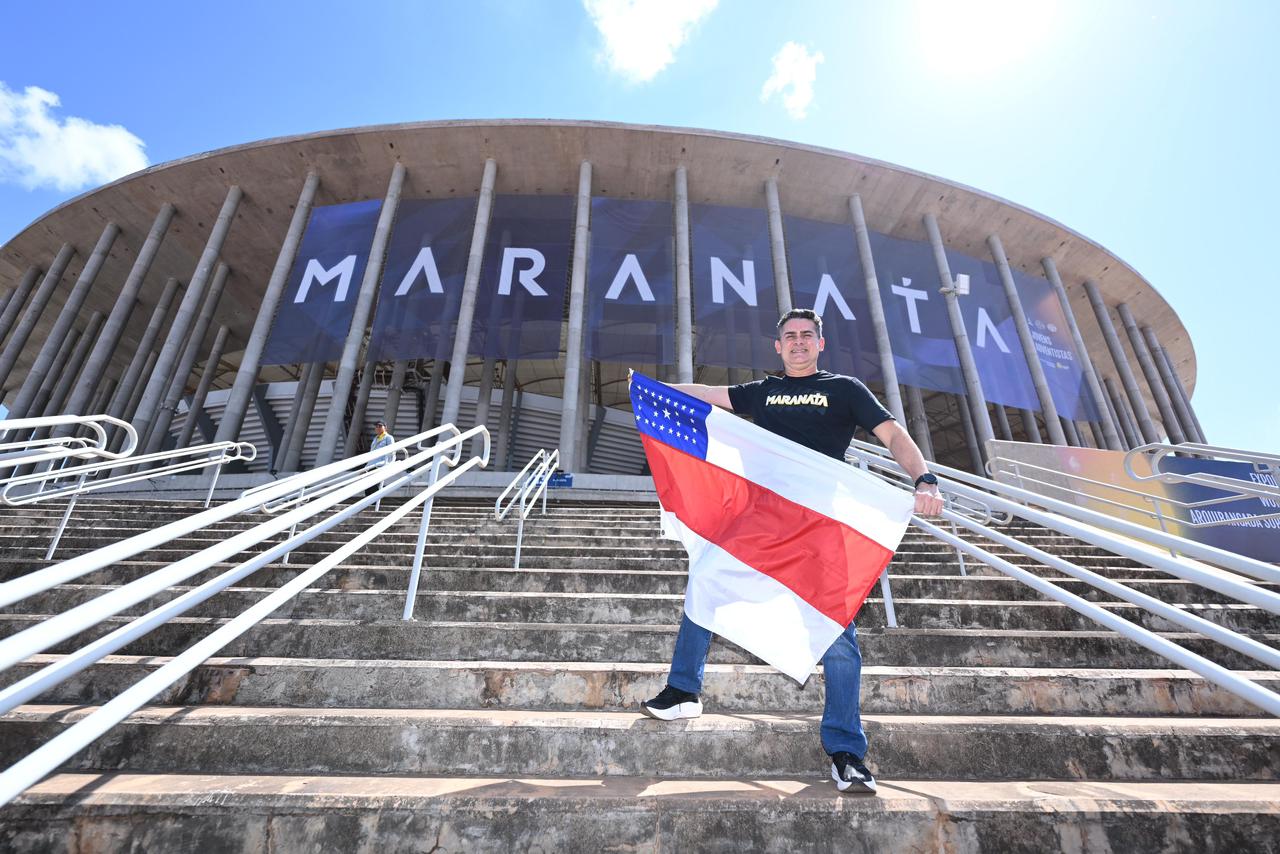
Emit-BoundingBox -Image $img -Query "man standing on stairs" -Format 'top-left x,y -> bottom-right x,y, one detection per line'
638,308 -> 944,795
363,420 -> 395,497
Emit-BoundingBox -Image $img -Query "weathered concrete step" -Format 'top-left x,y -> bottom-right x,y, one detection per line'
5,705 -> 1276,781
9,774 -> 1278,854
26,562 -> 1247,604
12,586 -> 1277,634
13,655 -> 1271,717
4,615 -> 1274,671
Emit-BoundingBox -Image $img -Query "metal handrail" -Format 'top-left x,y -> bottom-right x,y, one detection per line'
1,440 -> 257,559
845,438 -> 1280,717
0,423 -> 489,805
0,414 -> 137,476
495,449 -> 559,570
1126,441 -> 1280,503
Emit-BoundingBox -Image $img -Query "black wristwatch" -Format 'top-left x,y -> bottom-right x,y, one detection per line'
913,473 -> 939,490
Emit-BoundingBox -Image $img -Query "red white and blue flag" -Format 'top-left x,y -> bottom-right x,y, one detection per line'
631,373 -> 913,683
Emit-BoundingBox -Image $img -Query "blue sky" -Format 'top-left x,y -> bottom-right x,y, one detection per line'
1,0 -> 1276,451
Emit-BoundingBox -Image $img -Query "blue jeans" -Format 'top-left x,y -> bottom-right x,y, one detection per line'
666,612 -> 868,758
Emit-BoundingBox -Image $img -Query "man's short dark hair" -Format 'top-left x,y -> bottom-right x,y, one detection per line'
776,308 -> 822,338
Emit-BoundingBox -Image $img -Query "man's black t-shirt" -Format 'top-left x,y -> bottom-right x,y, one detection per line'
727,371 -> 894,460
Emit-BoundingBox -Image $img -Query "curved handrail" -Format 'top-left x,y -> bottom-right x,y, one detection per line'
1125,442 -> 1280,503
0,424 -> 489,805
495,449 -> 559,570
0,414 -> 137,476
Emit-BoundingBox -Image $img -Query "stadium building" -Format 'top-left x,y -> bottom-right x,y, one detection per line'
0,120 -> 1203,476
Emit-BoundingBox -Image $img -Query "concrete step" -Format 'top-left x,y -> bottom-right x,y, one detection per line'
15,561 -> 1253,605
4,705 -> 1276,781
11,585 -> 1278,634
11,655 -> 1271,717
8,773 -> 1278,853
4,615 -> 1274,671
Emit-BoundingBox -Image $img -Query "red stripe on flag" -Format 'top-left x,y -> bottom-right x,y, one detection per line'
643,435 -> 894,627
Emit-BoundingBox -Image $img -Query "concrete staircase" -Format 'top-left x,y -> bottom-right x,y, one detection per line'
0,497 -> 1277,852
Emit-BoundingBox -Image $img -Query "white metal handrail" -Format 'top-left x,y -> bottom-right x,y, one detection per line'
0,414 -> 137,477
1,440 -> 257,559
495,448 -> 558,571
1126,441 -> 1280,503
0,423 -> 489,805
846,437 -> 1280,717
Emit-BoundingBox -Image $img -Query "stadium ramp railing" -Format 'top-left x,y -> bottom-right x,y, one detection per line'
846,437 -> 1280,718
0,422 -> 489,805
495,448 -> 559,571
0,414 -> 256,559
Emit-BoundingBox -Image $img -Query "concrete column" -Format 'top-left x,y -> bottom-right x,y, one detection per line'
89,377 -> 117,416
441,158 -> 497,427
283,362 -> 325,471
422,362 -> 445,431
0,266 -> 40,348
316,163 -> 406,466
1157,345 -> 1207,443
987,234 -> 1065,445
957,394 -> 985,474
0,243 -> 75,391
44,312 -> 103,417
62,205 -> 175,426
6,222 -> 119,419
673,165 -> 693,383
1061,417 -> 1081,447
1083,280 -> 1160,444
1042,258 -> 1122,450
904,384 -> 933,461
275,364 -> 313,471
145,263 -> 229,453
472,356 -> 497,458
559,160 -> 592,468
105,277 -> 181,424
217,172 -> 320,443
1104,377 -> 1140,449
493,359 -> 518,471
131,185 -> 242,449
382,359 -> 409,435
343,361 -> 380,459
176,324 -> 229,448
765,177 -> 792,314
924,214 -> 995,457
993,403 -> 1013,441
123,350 -> 159,424
35,327 -> 82,418
1116,302 -> 1184,443
849,195 -> 905,422
1020,409 -> 1042,443
1143,325 -> 1199,445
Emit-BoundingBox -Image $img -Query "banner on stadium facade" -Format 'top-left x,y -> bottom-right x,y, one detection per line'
691,204 -> 780,370
262,199 -> 382,366
368,197 -> 476,362
587,198 -> 676,365
471,195 -> 574,360
784,215 -> 879,381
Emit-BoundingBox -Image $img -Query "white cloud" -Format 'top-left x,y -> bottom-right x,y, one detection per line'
0,82 -> 148,192
584,0 -> 718,83
760,42 -> 824,120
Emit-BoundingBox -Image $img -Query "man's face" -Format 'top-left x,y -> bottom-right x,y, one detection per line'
374,424 -> 386,437
774,317 -> 824,375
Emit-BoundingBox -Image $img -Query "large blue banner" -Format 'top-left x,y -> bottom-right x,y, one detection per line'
262,199 -> 382,366
368,197 -> 475,362
473,195 -> 574,360
691,204 -> 779,369
1010,268 -> 1100,421
587,198 -> 675,365
784,215 -> 879,381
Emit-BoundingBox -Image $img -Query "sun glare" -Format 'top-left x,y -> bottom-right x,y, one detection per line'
914,0 -> 1059,75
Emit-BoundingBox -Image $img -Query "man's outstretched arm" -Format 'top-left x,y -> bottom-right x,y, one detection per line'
872,419 -> 944,517
668,383 -> 733,411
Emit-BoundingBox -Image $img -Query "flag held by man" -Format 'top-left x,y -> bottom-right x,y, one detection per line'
631,372 -> 913,683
